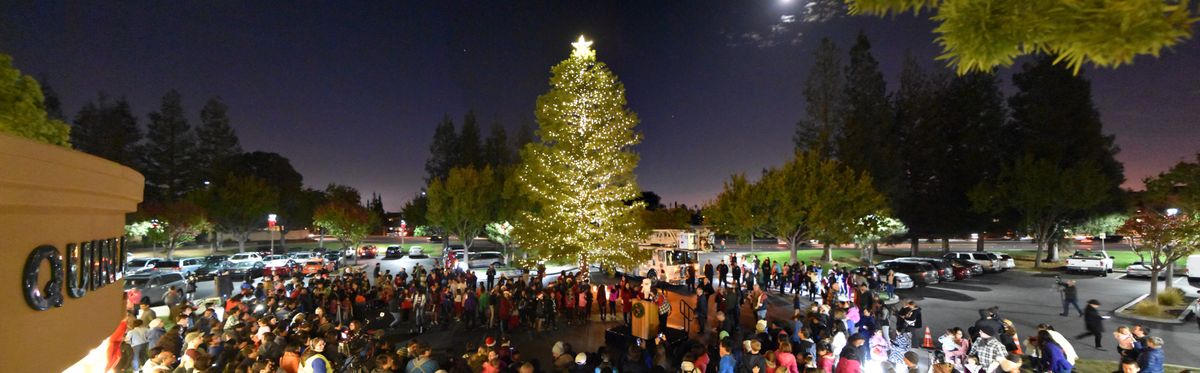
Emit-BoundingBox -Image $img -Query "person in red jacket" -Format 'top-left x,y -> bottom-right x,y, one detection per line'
835,335 -> 866,373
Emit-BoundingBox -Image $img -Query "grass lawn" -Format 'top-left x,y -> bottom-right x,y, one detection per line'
751,249 -> 866,271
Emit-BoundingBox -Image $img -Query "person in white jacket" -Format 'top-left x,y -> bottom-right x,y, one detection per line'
1038,323 -> 1079,365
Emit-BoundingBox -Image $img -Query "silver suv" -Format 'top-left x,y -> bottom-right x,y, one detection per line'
124,271 -> 187,305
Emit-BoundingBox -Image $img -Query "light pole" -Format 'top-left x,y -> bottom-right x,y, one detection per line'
268,214 -> 277,254
400,220 -> 407,247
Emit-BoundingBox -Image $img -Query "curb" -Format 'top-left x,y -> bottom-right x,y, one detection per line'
1112,293 -> 1196,324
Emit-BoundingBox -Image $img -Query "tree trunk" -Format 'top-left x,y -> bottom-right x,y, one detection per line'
579,252 -> 589,276
821,242 -> 832,262
749,235 -> 755,252
464,236 -> 474,269
238,237 -> 246,253
873,242 -> 881,255
1033,238 -> 1044,269
1165,262 -> 1175,287
976,236 -> 985,252
1047,239 -> 1060,262
941,238 -> 950,254
1149,269 -> 1160,299
789,241 -> 799,264
909,237 -> 919,257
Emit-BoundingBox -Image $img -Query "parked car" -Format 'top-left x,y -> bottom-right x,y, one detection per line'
192,261 -> 227,280
203,255 -> 229,265
1125,261 -> 1167,278
408,246 -> 425,256
289,252 -> 317,261
385,246 -> 405,259
263,262 -> 299,277
943,252 -> 1002,272
149,260 -> 183,272
946,258 -> 984,276
228,252 -> 264,264
876,260 -> 940,287
125,258 -> 161,275
1188,255 -> 1200,282
996,254 -> 1016,270
302,259 -> 335,275
944,259 -> 976,280
429,235 -> 443,243
894,257 -> 956,282
1065,250 -> 1114,276
453,251 -> 506,270
357,245 -> 377,259
225,261 -> 266,281
124,271 -> 187,305
263,254 -> 296,268
852,267 -> 915,289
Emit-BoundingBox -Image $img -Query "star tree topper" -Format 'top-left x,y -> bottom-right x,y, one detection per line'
571,35 -> 594,59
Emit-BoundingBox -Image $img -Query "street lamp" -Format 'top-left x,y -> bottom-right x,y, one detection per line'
1166,208 -> 1179,217
268,214 -> 277,254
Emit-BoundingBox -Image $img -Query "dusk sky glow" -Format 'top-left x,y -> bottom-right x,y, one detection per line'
3,2 -> 1197,210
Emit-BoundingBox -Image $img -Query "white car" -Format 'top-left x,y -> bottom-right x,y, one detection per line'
893,272 -> 915,289
453,251 -> 506,270
289,252 -> 317,261
125,258 -> 161,275
228,252 -> 264,264
263,254 -> 296,268
1188,255 -> 1200,281
997,254 -> 1016,270
1125,262 -> 1167,278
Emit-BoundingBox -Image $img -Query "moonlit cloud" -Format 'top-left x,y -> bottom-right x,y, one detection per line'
723,0 -> 842,48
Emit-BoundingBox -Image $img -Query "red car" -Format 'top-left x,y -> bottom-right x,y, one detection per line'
302,259 -> 335,275
262,263 -> 299,277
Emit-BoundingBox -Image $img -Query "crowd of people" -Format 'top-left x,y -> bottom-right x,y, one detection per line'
112,252 -> 1174,373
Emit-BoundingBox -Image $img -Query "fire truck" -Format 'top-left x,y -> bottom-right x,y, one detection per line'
629,228 -> 714,284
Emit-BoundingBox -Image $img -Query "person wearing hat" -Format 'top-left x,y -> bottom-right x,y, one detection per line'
571,352 -> 593,373
553,341 -> 575,372
1076,299 -> 1106,350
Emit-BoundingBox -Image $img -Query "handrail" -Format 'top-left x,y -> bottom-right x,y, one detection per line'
679,298 -> 696,333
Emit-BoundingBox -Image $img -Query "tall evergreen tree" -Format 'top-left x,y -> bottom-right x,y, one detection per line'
892,54 -> 946,254
838,32 -> 900,201
483,121 -> 513,167
140,90 -> 198,202
38,77 -> 65,121
459,111 -> 483,168
425,115 -> 458,183
513,122 -> 535,161
367,192 -> 386,234
795,38 -> 844,159
197,97 -> 242,181
71,94 -> 143,166
1001,56 -> 1126,260
515,37 -> 649,269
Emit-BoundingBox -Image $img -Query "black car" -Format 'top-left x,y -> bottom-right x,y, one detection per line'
385,246 -> 404,259
192,261 -> 227,280
203,255 -> 229,265
225,261 -> 266,281
895,257 -> 956,282
876,260 -> 940,287
429,235 -> 443,243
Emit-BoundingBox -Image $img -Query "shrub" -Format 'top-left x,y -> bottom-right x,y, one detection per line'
1131,300 -> 1163,317
1156,288 -> 1185,307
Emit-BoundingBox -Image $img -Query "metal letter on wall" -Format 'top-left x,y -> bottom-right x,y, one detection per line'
81,240 -> 95,291
64,243 -> 87,298
23,245 -> 65,310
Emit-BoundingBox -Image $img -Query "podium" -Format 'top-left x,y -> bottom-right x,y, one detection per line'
631,299 -> 659,340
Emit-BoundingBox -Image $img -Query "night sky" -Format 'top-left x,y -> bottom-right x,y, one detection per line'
3,2 -> 1198,210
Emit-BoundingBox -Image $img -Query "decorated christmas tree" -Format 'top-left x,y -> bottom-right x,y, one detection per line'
515,36 -> 650,271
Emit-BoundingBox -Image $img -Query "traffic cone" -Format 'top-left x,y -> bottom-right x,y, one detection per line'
921,327 -> 935,349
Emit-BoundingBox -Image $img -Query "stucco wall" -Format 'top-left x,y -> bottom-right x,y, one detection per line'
0,134 -> 144,372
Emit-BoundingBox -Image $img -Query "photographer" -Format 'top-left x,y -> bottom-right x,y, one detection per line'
1055,277 -> 1084,317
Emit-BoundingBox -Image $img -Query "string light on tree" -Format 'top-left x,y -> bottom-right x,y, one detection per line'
514,35 -> 650,271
